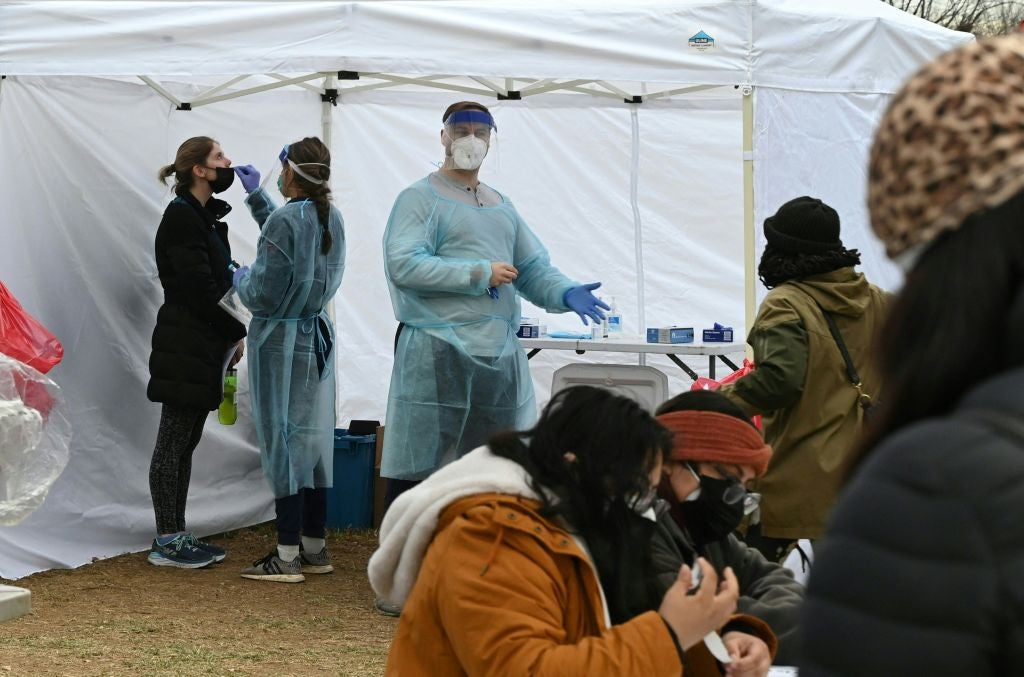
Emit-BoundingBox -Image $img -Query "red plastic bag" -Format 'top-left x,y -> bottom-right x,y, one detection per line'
0,281 -> 64,374
720,358 -> 756,386
690,358 -> 762,430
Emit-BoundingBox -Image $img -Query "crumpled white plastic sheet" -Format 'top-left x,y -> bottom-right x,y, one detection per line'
0,353 -> 70,526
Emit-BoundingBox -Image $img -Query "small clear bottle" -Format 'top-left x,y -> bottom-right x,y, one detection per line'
218,368 -> 237,425
607,296 -> 623,334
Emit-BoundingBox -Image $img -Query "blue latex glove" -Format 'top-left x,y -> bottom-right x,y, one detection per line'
232,265 -> 250,288
233,165 -> 260,193
563,282 -> 610,326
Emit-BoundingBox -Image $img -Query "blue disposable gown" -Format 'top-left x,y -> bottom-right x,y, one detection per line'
381,177 -> 576,480
236,189 -> 346,498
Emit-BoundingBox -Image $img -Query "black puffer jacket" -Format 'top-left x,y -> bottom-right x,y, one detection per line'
147,192 -> 246,410
800,366 -> 1024,676
651,508 -> 805,665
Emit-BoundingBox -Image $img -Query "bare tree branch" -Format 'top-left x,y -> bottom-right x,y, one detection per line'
882,0 -> 1024,35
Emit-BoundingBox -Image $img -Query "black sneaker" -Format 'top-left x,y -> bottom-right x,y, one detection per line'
183,532 -> 227,563
240,551 -> 304,583
147,534 -> 215,569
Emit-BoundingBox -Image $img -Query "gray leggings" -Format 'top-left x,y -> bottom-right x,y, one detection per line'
149,405 -> 207,535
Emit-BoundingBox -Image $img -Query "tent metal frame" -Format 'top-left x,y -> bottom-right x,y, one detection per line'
137,71 -> 756,343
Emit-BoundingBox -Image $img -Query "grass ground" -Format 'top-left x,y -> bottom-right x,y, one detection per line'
0,525 -> 397,676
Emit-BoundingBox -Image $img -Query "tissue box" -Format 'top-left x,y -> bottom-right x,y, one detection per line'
646,326 -> 694,344
702,328 -> 734,342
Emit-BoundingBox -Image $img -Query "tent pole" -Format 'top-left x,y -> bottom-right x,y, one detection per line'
138,76 -> 182,108
742,86 -> 755,354
322,73 -> 335,149
322,73 -> 336,324
630,106 -> 646,367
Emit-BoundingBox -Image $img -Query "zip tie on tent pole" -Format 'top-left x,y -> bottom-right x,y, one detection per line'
497,90 -> 521,100
176,102 -> 192,111
625,95 -> 643,104
337,71 -> 360,80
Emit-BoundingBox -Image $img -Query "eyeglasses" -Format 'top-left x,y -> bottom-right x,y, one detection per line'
687,462 -> 761,515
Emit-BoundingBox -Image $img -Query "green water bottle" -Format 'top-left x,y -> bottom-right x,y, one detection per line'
219,368 -> 237,425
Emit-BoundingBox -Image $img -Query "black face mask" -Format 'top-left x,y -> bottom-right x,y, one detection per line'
673,475 -> 745,547
205,166 -> 235,194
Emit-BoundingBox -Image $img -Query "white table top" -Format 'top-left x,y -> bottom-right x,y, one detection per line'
520,336 -> 743,356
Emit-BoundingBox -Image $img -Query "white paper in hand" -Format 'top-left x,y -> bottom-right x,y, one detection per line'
689,561 -> 732,665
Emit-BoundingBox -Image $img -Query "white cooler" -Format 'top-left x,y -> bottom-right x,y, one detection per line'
551,364 -> 669,413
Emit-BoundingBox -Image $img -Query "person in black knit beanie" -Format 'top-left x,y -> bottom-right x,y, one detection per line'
717,196 -> 890,562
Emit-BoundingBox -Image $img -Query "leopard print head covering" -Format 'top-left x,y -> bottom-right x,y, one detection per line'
869,34 -> 1024,260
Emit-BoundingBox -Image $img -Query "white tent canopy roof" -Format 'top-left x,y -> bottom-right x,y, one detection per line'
2,0 -> 968,94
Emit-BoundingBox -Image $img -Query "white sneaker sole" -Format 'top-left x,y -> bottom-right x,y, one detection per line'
240,572 -> 305,583
300,564 -> 334,574
147,553 -> 213,569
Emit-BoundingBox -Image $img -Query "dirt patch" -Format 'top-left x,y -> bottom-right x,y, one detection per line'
0,525 -> 397,676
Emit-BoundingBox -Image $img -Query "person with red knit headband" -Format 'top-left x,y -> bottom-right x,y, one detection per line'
650,390 -> 804,669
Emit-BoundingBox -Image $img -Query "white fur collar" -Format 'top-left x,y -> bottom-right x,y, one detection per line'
367,446 -> 538,606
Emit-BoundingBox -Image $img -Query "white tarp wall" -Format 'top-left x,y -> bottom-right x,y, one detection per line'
0,78 -> 743,578
0,0 -> 971,578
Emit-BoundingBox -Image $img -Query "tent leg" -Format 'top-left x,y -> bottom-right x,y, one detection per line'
322,73 -> 335,152
322,73 -> 337,323
629,106 -> 646,367
742,86 -> 755,353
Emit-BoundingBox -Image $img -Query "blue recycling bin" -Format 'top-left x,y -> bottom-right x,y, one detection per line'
325,429 -> 376,529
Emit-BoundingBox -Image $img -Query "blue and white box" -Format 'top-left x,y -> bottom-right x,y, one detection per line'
517,322 -> 541,339
702,323 -> 734,342
646,326 -> 695,344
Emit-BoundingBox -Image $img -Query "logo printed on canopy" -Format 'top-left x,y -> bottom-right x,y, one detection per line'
688,30 -> 715,51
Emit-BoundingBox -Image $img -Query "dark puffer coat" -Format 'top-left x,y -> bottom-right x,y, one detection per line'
799,365 -> 1024,676
147,191 -> 246,410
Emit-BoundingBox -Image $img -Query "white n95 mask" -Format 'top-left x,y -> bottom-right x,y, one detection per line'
450,135 -> 489,170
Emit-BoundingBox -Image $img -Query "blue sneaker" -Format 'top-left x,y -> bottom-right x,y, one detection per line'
183,532 -> 227,563
147,533 -> 215,569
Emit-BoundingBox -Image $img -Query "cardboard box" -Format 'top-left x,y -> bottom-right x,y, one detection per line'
646,326 -> 695,344
516,323 -> 541,338
702,328 -> 734,342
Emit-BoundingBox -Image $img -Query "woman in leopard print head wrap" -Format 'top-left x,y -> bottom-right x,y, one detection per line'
800,34 -> 1024,677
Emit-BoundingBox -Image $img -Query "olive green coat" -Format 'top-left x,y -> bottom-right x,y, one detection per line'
720,268 -> 889,539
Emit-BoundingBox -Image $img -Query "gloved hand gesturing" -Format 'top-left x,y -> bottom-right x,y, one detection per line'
233,165 -> 261,193
232,265 -> 250,288
563,282 -> 611,325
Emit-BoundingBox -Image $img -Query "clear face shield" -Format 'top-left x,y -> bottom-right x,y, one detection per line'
442,110 -> 497,171
258,145 -> 329,194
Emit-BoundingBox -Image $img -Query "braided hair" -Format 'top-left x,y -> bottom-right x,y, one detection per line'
757,244 -> 861,289
286,137 -> 334,254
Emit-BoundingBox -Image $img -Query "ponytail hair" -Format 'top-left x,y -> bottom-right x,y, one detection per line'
159,136 -> 216,196
285,137 -> 333,254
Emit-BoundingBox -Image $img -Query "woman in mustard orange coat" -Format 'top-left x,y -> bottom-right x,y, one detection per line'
369,386 -> 775,676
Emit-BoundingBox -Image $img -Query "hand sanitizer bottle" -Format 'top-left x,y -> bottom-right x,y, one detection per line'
607,297 -> 623,334
219,368 -> 237,425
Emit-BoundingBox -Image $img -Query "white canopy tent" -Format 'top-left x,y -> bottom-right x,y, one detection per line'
0,0 -> 970,578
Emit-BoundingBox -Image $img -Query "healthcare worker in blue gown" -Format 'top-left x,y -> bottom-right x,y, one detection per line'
380,101 -> 610,506
230,137 -> 346,584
